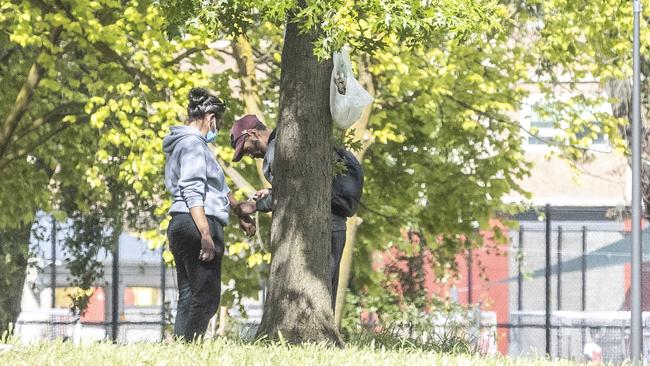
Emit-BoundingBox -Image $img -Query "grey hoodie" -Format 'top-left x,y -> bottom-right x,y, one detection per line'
163,125 -> 230,225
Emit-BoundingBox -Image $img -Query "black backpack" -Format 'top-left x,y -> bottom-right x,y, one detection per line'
331,148 -> 364,217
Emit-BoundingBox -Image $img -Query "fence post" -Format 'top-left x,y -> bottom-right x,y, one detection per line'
557,226 -> 562,311
518,227 -> 524,311
581,226 -> 587,349
111,237 -> 119,343
556,225 -> 562,358
545,204 -> 552,357
160,246 -> 166,341
51,217 -> 57,309
468,248 -> 473,305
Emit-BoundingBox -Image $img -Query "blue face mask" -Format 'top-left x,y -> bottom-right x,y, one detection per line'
205,129 -> 218,143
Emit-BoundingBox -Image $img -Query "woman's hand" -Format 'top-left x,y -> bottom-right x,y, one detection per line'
199,234 -> 217,262
227,193 -> 257,236
236,201 -> 257,215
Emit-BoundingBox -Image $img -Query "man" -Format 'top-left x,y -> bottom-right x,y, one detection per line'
231,115 -> 349,311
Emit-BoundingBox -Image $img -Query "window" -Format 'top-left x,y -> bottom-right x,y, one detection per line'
527,120 -> 556,145
522,95 -> 610,150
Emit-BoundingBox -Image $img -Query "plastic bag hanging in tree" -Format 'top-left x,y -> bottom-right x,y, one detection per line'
330,47 -> 374,129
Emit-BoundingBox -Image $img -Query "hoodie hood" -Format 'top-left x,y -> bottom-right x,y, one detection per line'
163,125 -> 205,154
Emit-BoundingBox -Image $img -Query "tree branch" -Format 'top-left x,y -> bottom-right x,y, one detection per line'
0,46 -> 18,66
358,201 -> 402,223
251,43 -> 278,66
443,94 -> 613,155
10,102 -> 85,144
216,157 -> 255,198
164,47 -> 207,67
381,90 -> 423,110
0,121 -> 74,172
92,41 -> 158,91
29,0 -> 158,91
0,26 -> 62,159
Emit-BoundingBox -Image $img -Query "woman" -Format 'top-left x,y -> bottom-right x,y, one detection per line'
163,88 -> 255,341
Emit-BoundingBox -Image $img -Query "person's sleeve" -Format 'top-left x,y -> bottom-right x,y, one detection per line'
217,157 -> 231,194
263,140 -> 275,184
178,141 -> 207,209
255,189 -> 273,212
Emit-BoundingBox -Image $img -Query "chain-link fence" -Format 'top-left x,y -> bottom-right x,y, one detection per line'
16,206 -> 650,362
496,206 -> 649,362
15,308 -> 169,344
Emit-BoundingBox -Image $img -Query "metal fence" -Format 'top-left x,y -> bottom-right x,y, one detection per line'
491,205 -> 650,362
16,206 -> 649,361
15,213 -> 175,344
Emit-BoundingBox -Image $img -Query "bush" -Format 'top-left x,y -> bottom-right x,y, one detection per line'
341,290 -> 486,354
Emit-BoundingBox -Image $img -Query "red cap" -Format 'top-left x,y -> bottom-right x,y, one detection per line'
230,115 -> 263,162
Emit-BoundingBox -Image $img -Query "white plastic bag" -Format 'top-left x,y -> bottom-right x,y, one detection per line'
330,47 -> 374,129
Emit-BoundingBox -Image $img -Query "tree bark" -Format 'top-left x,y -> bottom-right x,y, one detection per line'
255,15 -> 342,345
232,35 -> 265,121
0,62 -> 45,159
0,26 -> 61,159
0,224 -> 32,336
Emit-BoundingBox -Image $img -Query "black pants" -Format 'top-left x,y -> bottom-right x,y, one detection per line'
167,213 -> 224,341
331,229 -> 347,311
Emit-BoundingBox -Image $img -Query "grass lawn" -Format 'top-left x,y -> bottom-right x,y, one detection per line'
0,338 -> 611,366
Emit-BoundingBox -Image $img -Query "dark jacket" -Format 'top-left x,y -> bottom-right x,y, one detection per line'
255,130 -> 346,231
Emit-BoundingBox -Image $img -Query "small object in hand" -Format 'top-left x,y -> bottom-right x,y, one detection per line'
253,188 -> 270,200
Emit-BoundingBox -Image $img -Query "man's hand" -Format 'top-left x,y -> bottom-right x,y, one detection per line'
199,234 -> 217,262
253,189 -> 271,200
236,200 -> 257,215
239,215 -> 256,236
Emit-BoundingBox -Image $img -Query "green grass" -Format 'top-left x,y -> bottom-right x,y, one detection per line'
0,338 -> 608,366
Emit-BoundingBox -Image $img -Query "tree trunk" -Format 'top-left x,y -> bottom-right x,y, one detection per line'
334,217 -> 361,325
255,14 -> 342,345
232,35 -> 265,121
0,224 -> 32,335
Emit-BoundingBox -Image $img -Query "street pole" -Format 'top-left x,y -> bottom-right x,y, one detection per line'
518,227 -> 524,311
467,248 -> 473,305
111,237 -> 119,343
161,247 -> 166,341
51,217 -> 56,309
557,226 -> 563,311
545,204 -> 551,357
631,0 -> 643,361
582,226 -> 587,348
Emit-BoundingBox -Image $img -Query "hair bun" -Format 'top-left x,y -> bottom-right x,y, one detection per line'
188,88 -> 209,105
187,87 -> 226,120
